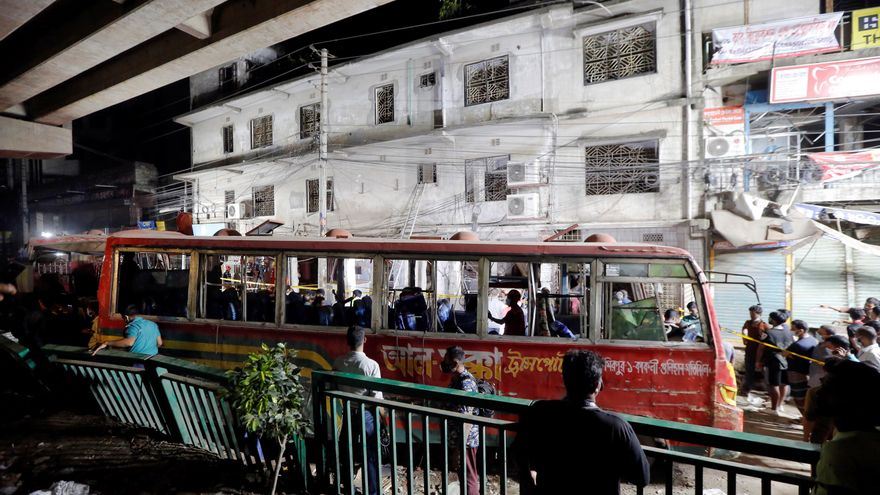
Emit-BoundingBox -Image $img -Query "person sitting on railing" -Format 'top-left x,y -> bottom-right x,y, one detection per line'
332,326 -> 382,495
440,346 -> 480,495
515,349 -> 649,495
91,304 -> 162,358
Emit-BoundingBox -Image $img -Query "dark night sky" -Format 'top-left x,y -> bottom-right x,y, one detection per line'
72,0 -> 518,177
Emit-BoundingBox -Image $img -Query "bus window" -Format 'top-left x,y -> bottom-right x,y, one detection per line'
436,260 -> 478,334
533,262 -> 589,338
285,255 -> 373,327
384,258 -> 434,331
599,261 -> 705,343
200,254 -> 244,321
487,261 -> 529,337
116,251 -> 189,318
244,255 -> 276,323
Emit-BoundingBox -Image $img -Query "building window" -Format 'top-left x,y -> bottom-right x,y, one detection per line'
464,56 -> 509,106
300,103 -> 321,139
224,190 -> 235,218
253,185 -> 274,217
583,23 -> 656,85
306,178 -> 334,213
219,64 -> 237,90
250,115 -> 273,149
420,72 -> 436,88
222,125 -> 234,153
584,141 -> 659,195
417,163 -> 437,184
375,84 -> 394,125
465,155 -> 509,203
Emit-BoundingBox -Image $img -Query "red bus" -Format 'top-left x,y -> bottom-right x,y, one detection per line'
96,230 -> 742,431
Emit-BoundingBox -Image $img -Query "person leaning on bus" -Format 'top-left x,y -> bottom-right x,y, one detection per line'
91,305 -> 163,357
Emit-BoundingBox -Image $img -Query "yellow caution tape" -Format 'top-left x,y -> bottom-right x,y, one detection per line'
722,326 -> 825,366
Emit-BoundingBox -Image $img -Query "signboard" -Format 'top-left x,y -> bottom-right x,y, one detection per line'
703,106 -> 745,159
807,149 -> 880,182
770,56 -> 880,103
795,203 -> 880,226
703,106 -> 744,127
137,220 -> 157,230
711,13 -> 842,65
851,7 -> 880,51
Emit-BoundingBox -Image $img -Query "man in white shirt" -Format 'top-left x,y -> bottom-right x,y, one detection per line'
855,326 -> 880,372
333,326 -> 382,495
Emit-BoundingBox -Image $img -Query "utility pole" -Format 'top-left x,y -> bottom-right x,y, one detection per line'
318,47 -> 328,237
20,160 -> 29,247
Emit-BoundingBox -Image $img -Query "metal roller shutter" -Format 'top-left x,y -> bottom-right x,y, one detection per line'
711,250 -> 786,335
792,238 -> 846,328
854,249 -> 880,307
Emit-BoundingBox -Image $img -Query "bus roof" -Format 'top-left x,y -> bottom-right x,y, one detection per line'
106,231 -> 694,260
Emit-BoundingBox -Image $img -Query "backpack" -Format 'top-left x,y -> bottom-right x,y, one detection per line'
475,379 -> 497,418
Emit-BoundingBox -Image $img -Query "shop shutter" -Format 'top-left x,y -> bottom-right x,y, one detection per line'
792,238 -> 846,328
853,248 -> 880,307
711,250 -> 786,335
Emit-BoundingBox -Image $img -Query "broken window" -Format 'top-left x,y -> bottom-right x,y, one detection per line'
375,84 -> 394,124
584,141 -> 659,195
464,56 -> 510,106
417,163 -> 437,184
250,115 -> 273,149
253,185 -> 274,217
583,23 -> 656,85
306,178 -> 335,213
465,154 -> 510,203
222,125 -> 234,153
300,103 -> 321,139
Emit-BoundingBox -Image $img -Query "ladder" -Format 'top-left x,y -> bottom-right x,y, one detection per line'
398,183 -> 426,239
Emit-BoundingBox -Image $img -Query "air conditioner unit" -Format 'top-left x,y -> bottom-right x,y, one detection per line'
705,135 -> 745,159
226,203 -> 241,219
506,193 -> 541,219
507,160 -> 541,187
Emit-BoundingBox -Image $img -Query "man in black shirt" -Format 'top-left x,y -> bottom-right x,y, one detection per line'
515,350 -> 649,494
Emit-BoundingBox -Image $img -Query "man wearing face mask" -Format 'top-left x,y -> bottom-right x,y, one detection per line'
440,346 -> 480,495
487,289 -> 525,336
91,304 -> 162,357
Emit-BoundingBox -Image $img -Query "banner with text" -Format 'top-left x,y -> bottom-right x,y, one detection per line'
806,149 -> 880,182
711,13 -> 842,65
851,7 -> 880,51
770,56 -> 880,103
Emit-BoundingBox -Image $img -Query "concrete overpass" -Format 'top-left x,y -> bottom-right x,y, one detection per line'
0,0 -> 394,159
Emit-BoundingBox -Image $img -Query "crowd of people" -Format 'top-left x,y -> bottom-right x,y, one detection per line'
735,298 -> 880,495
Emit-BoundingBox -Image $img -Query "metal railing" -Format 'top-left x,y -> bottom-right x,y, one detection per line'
313,371 -> 820,495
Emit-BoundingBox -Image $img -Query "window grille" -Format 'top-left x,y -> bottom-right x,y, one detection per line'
420,72 -> 436,88
465,155 -> 510,203
642,233 -> 664,242
253,185 -> 274,217
585,141 -> 659,195
250,115 -> 273,149
464,56 -> 509,106
222,125 -> 234,153
375,84 -> 394,124
218,64 -> 237,90
554,229 -> 583,242
306,178 -> 335,213
583,23 -> 656,85
417,163 -> 437,184
300,103 -> 320,139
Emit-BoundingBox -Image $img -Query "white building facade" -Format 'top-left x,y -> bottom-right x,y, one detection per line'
174,0 -> 825,267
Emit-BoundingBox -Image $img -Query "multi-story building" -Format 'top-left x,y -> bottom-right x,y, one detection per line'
173,0 -> 880,327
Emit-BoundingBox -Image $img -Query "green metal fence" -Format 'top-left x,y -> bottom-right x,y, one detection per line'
313,371 -> 821,495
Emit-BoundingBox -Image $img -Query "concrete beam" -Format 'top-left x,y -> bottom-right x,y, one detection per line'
0,116 -> 71,159
0,0 -> 227,111
176,9 -> 214,40
26,0 -> 393,125
0,0 -> 55,42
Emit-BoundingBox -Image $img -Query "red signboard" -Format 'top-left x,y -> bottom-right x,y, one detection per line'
703,106 -> 745,126
770,56 -> 880,103
808,149 -> 880,181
